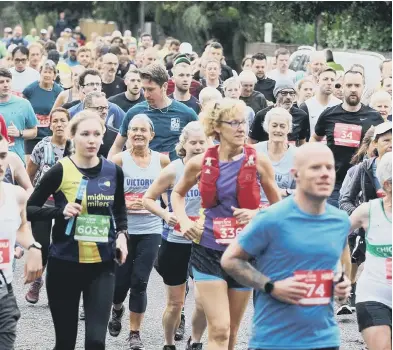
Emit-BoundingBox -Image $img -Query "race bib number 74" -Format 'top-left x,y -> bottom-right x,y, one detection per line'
294,270 -> 334,306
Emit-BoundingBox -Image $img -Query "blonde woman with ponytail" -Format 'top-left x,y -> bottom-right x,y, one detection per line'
143,121 -> 208,349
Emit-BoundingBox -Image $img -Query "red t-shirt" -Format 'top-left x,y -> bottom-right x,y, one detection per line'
0,114 -> 9,142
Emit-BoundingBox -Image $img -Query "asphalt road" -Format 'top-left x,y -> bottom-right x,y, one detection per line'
12,259 -> 365,350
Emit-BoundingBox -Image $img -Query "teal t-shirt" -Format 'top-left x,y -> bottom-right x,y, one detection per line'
0,95 -> 37,161
119,100 -> 198,160
23,81 -> 63,139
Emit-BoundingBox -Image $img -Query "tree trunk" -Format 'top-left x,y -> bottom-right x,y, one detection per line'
314,13 -> 322,50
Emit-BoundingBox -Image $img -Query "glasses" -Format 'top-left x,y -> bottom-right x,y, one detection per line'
280,91 -> 296,97
335,83 -> 342,89
220,120 -> 247,129
90,106 -> 109,112
14,58 -> 27,64
84,82 -> 102,88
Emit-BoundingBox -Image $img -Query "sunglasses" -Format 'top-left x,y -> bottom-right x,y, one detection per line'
335,83 -> 342,89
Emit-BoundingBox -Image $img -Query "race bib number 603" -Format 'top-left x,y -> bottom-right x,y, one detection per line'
74,215 -> 110,243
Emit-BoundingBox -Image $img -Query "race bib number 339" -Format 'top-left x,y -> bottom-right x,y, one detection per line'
333,123 -> 362,147
74,215 -> 110,243
294,270 -> 333,306
213,218 -> 245,245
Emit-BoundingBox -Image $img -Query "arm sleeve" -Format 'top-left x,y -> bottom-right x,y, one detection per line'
249,111 -> 264,141
314,109 -> 328,137
112,165 -> 128,232
22,85 -> 32,99
299,111 -> 310,140
119,112 -> 132,137
188,109 -> 198,122
25,102 -> 38,128
27,163 -> 64,221
259,95 -> 267,110
339,163 -> 362,215
237,210 -> 272,257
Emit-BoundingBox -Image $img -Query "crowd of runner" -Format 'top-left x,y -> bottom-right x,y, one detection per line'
0,20 -> 392,350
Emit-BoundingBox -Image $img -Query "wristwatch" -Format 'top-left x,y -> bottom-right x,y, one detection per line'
286,189 -> 294,196
19,129 -> 24,138
263,281 -> 275,294
28,242 -> 42,251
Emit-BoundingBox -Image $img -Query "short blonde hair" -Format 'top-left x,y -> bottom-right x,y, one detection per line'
199,87 -> 222,108
370,90 -> 392,108
175,121 -> 205,158
202,98 -> 247,139
223,77 -> 241,91
68,110 -> 105,138
263,107 -> 293,133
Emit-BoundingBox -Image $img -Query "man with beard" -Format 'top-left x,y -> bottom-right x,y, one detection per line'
300,67 -> 341,138
109,68 -> 145,112
168,57 -> 200,114
311,70 -> 384,208
248,79 -> 308,146
101,53 -> 127,98
251,53 -> 275,103
64,42 -> 79,67
76,47 -> 93,69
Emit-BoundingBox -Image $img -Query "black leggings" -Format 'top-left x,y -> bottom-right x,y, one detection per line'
46,257 -> 115,350
113,234 -> 161,313
251,348 -> 339,350
31,219 -> 52,267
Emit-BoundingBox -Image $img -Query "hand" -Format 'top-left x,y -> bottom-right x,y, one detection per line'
14,246 -> 24,259
270,276 -> 309,304
164,212 -> 178,227
24,248 -> 43,284
63,203 -> 82,219
7,122 -> 20,137
231,206 -> 258,225
334,273 -> 351,301
182,219 -> 203,241
115,233 -> 128,265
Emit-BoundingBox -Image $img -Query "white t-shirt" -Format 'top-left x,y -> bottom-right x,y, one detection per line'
10,67 -> 40,93
304,95 -> 342,135
267,69 -> 296,83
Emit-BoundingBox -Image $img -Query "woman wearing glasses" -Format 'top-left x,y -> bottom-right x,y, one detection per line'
23,60 -> 63,162
171,98 -> 281,350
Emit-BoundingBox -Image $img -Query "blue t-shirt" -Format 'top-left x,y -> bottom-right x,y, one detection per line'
69,101 -> 125,130
23,81 -> 63,139
119,100 -> 198,160
238,196 -> 349,350
0,95 -> 37,161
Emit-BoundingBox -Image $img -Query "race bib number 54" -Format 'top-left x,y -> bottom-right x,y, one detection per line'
0,239 -> 11,270
74,215 -> 110,243
333,123 -> 362,148
213,218 -> 245,245
294,270 -> 334,306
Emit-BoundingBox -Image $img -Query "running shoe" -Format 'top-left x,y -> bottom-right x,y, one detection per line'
336,300 -> 353,315
185,337 -> 203,349
108,305 -> 124,337
175,314 -> 185,340
25,277 -> 44,304
163,346 -> 176,350
127,331 -> 145,350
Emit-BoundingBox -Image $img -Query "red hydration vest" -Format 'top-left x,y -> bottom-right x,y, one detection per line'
199,145 -> 261,209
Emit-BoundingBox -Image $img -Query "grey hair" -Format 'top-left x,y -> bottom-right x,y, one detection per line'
223,77 -> 241,91
199,87 -> 223,107
84,91 -> 106,109
263,107 -> 293,133
175,121 -> 205,158
128,113 -> 154,132
376,152 -> 392,189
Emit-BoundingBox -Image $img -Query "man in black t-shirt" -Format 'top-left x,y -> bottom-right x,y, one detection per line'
311,70 -> 384,207
168,57 -> 201,114
251,53 -> 276,103
109,68 -> 145,113
248,79 -> 309,145
101,53 -> 127,98
239,70 -> 267,114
